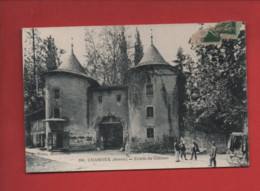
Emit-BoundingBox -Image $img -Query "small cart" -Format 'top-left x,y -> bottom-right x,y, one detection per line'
226,132 -> 249,166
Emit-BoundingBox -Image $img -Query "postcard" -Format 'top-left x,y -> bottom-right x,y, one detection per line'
23,22 -> 249,173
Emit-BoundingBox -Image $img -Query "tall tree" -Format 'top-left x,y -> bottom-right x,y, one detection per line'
42,35 -> 65,71
23,28 -> 46,113
85,26 -> 132,86
134,28 -> 143,66
23,30 -> 65,114
174,47 -> 196,132
175,47 -> 185,71
185,30 -> 247,133
119,27 -> 130,85
175,47 -> 187,132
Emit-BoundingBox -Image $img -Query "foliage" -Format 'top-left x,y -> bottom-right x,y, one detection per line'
130,135 -> 174,153
134,28 -> 144,66
184,30 -> 247,133
119,28 -> 131,85
84,26 -> 132,86
42,35 -> 65,71
128,67 -> 154,107
160,78 -> 177,135
23,30 -> 65,114
23,29 -> 46,114
174,48 -> 189,132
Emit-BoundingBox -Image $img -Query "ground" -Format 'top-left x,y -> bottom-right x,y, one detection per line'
25,148 -> 243,173
26,154 -> 82,172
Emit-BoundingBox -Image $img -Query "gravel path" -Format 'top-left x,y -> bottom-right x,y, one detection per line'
26,148 -> 240,173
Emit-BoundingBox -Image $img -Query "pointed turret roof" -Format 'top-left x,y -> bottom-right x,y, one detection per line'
138,43 -> 168,66
57,45 -> 87,75
137,32 -> 168,66
43,44 -> 100,87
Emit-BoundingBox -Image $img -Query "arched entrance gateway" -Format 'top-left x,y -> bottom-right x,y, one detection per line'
99,116 -> 123,150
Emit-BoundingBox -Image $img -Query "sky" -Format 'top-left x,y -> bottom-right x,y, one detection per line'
22,23 -> 218,67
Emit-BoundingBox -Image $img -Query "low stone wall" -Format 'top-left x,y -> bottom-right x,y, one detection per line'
69,134 -> 96,151
182,130 -> 229,154
130,135 -> 175,153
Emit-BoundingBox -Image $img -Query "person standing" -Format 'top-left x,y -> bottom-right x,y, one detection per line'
125,140 -> 130,157
174,141 -> 180,162
209,141 -> 217,167
179,140 -> 188,160
190,140 -> 199,160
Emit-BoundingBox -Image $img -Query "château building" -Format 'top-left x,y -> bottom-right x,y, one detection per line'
26,39 -> 180,152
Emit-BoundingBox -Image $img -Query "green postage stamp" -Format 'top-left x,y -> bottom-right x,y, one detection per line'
191,21 -> 243,45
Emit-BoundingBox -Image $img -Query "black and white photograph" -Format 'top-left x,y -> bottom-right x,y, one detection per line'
23,22 -> 249,173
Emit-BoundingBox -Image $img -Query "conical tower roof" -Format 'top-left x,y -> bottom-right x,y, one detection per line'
138,43 -> 168,66
57,46 -> 87,75
43,44 -> 100,87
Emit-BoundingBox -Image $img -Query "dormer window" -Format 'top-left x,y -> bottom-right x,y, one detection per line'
146,84 -> 153,95
54,89 -> 60,99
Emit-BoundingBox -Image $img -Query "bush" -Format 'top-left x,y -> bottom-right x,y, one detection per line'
130,135 -> 175,153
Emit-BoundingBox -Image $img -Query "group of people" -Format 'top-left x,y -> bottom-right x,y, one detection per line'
124,139 -> 217,167
174,139 -> 217,167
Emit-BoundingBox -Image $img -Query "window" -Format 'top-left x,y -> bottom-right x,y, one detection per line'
146,84 -> 153,95
116,94 -> 121,102
146,106 -> 154,117
132,87 -> 137,98
147,128 -> 154,138
54,89 -> 60,99
54,108 -> 60,118
98,96 -> 102,103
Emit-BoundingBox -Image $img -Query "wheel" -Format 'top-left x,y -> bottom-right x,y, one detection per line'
237,155 -> 243,164
231,155 -> 238,163
226,150 -> 234,164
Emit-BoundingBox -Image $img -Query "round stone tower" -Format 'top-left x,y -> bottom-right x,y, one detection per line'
43,45 -> 99,151
128,40 -> 179,142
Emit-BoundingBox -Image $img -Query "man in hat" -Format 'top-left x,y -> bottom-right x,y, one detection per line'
190,140 -> 199,160
209,141 -> 217,167
179,140 -> 188,160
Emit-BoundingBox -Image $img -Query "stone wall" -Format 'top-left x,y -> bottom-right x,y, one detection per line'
183,130 -> 229,154
45,74 -> 91,134
45,73 -> 96,151
69,133 -> 96,151
89,88 -> 129,146
128,66 -> 179,141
